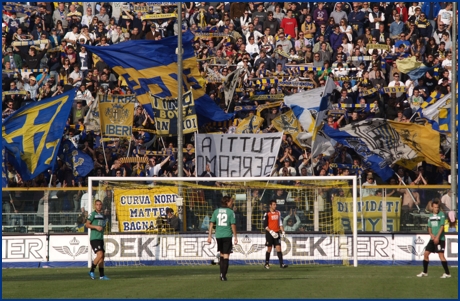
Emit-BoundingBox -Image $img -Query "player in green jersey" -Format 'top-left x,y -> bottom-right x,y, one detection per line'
207,195 -> 238,281
417,199 -> 451,278
86,199 -> 110,280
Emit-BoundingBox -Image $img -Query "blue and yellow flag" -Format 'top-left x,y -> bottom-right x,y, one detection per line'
58,140 -> 94,178
2,89 -> 76,181
85,31 -> 233,126
438,106 -> 458,132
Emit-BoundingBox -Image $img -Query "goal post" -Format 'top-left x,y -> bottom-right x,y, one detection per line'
87,176 -> 358,268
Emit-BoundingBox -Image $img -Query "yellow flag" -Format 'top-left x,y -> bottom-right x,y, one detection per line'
271,110 -> 303,147
388,120 -> 450,169
98,94 -> 136,137
235,114 -> 264,134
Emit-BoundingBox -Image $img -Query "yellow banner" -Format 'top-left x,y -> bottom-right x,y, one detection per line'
114,187 -> 179,232
257,101 -> 282,117
141,13 -> 177,20
249,94 -> 284,101
194,32 -> 229,38
334,196 -> 401,232
11,40 -> 48,47
98,94 -> 135,137
383,86 -> 406,93
366,43 -> 391,51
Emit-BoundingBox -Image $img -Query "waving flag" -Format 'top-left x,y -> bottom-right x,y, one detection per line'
438,106 -> 458,133
59,140 -> 94,178
235,114 -> 264,133
2,89 -> 76,181
323,119 -> 450,181
85,31 -> 233,126
271,110 -> 303,147
421,93 -> 451,120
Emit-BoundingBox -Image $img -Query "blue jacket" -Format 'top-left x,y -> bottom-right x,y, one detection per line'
329,32 -> 344,50
421,2 -> 441,20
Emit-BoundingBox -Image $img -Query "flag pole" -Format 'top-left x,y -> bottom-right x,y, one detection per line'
176,3 -> 185,230
177,3 -> 184,177
450,2 -> 457,211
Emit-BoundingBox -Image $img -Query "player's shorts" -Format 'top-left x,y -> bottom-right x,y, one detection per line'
90,239 -> 105,254
265,231 -> 281,247
216,237 -> 233,254
425,239 -> 446,253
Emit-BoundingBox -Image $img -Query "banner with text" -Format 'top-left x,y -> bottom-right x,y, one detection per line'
195,133 -> 283,177
98,94 -> 136,137
151,90 -> 198,136
334,196 -> 401,232
114,187 -> 179,232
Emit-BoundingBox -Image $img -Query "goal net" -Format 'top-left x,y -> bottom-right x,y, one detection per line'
87,176 -> 358,268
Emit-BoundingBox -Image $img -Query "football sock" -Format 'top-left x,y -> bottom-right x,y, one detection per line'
223,258 -> 229,276
423,260 -> 428,273
99,267 -> 105,277
265,252 -> 270,264
90,263 -> 97,273
220,257 -> 224,276
277,251 -> 283,265
441,261 -> 450,274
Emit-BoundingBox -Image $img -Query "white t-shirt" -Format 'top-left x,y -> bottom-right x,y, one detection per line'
438,9 -> 453,26
80,192 -> 89,213
63,31 -> 80,44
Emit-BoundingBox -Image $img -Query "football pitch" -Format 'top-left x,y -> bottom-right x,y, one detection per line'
2,265 -> 457,299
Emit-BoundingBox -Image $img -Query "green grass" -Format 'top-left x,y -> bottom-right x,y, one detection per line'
2,265 -> 457,299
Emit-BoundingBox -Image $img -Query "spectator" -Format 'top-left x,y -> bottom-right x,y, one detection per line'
283,208 -> 301,232
165,207 -> 180,231
281,10 -> 298,40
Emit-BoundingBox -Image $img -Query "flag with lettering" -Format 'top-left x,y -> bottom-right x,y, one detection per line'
85,31 -> 233,126
151,90 -> 197,136
2,89 -> 76,181
98,94 -> 136,137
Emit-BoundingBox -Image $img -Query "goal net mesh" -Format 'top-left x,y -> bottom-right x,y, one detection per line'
89,177 -> 353,267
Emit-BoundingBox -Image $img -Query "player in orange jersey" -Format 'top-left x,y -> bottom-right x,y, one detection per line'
262,200 -> 288,269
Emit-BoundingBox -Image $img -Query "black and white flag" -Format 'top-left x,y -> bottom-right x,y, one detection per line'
223,68 -> 245,106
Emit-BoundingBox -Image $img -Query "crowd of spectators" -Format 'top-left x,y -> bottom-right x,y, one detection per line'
2,2 -> 457,219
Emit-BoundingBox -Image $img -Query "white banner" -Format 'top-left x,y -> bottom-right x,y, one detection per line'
2,235 -> 47,262
195,133 -> 283,177
48,235 -> 89,262
2,234 -> 458,266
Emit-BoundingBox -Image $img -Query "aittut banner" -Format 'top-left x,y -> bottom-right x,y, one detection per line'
195,132 -> 283,177
150,90 -> 198,136
114,187 -> 179,232
334,196 -> 401,232
98,94 -> 135,137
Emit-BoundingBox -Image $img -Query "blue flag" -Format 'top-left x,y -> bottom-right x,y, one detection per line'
406,66 -> 434,80
58,140 -> 94,178
85,31 -> 233,126
2,89 -> 76,181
